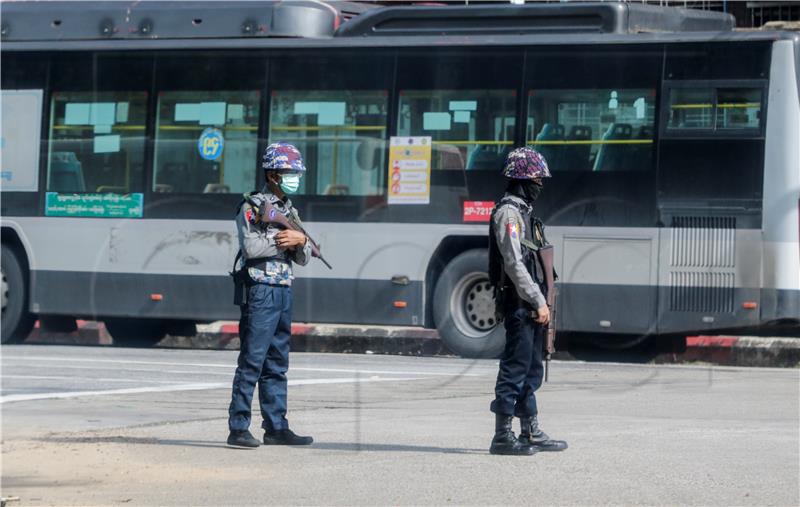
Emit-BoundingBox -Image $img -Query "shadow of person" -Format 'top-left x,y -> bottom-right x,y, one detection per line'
298,441 -> 485,455
41,435 -> 233,450
42,436 -> 486,454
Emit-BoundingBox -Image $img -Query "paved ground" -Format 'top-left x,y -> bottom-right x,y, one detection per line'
1,345 -> 798,506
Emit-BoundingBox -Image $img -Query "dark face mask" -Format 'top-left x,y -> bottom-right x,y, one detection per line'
521,180 -> 543,203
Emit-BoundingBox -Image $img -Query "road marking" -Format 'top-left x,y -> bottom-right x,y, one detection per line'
0,376 -> 423,404
0,375 -> 183,384
1,356 -> 485,377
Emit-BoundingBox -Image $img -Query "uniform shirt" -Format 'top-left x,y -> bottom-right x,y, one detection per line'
492,193 -> 547,309
235,188 -> 311,286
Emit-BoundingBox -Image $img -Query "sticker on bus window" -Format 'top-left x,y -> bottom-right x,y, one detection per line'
175,103 -> 200,122
90,103 -> 116,126
454,110 -> 470,123
423,112 -> 451,131
463,201 -> 494,222
197,128 -> 224,161
387,136 -> 432,205
45,192 -> 143,218
1,89 -> 43,191
199,102 -> 227,125
94,134 -> 120,154
449,101 -> 477,111
293,101 -> 346,126
65,103 -> 91,125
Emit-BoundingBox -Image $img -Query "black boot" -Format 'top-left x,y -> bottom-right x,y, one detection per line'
227,430 -> 261,448
263,428 -> 313,446
489,414 -> 536,456
519,416 -> 568,452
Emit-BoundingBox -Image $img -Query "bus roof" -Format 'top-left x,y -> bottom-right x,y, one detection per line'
1,0 -> 796,51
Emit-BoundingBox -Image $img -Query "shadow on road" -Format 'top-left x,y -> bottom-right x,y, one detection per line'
297,441 -> 485,455
41,435 -> 231,450
41,435 -> 485,454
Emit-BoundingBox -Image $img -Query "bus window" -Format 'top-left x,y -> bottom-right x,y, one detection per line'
153,91 -> 260,194
47,92 -> 147,193
397,90 -> 515,172
717,88 -> 762,129
527,89 -> 655,172
667,88 -> 714,130
269,90 -> 388,196
665,85 -> 763,134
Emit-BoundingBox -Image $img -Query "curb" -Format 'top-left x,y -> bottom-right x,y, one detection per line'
23,321 -> 800,367
27,320 -> 448,357
663,335 -> 800,368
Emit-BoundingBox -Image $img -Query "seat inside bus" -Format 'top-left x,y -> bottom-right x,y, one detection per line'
534,123 -> 564,171
49,151 -> 86,193
564,125 -> 593,171
465,117 -> 510,171
593,122 -> 633,172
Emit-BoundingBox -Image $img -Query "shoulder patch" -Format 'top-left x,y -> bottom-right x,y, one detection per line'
244,206 -> 256,224
506,221 -> 519,239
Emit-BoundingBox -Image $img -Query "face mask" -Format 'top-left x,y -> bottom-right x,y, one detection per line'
522,181 -> 543,203
279,173 -> 301,194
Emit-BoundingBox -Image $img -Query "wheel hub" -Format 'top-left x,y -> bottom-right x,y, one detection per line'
465,280 -> 497,331
450,272 -> 498,337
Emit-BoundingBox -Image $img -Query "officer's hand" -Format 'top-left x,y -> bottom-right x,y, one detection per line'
534,305 -> 551,326
276,230 -> 307,250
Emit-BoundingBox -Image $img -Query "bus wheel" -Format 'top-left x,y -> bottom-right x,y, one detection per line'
1,244 -> 35,344
433,249 -> 505,359
104,318 -> 166,347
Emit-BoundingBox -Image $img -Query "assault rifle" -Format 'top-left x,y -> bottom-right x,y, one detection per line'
537,244 -> 557,382
246,197 -> 333,270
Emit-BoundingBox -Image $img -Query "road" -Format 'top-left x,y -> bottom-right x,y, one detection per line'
1,345 -> 798,506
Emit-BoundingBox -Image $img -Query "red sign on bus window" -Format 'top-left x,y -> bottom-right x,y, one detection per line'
463,201 -> 495,222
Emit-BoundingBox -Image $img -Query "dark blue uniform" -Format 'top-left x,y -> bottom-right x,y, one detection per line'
228,190 -> 310,433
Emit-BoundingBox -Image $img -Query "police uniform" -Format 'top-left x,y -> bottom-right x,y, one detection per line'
487,147 -> 567,456
490,194 -> 547,418
227,143 -> 313,448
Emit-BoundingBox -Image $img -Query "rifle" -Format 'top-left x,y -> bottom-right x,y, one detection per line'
537,244 -> 557,382
246,197 -> 333,270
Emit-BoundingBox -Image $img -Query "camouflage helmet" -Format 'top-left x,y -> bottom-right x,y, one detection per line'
261,142 -> 306,172
501,147 -> 551,180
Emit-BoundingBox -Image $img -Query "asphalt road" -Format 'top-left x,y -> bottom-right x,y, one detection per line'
1,345 -> 798,506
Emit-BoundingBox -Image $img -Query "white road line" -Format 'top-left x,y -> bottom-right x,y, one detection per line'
0,375 -> 183,384
2,364 -> 237,376
0,376 -> 423,404
1,356 -> 485,377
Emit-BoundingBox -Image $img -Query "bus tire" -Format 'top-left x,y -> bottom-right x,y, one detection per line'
105,318 -> 166,347
433,249 -> 505,359
1,244 -> 35,344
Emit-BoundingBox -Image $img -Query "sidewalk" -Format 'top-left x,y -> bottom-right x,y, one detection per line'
24,320 -> 800,367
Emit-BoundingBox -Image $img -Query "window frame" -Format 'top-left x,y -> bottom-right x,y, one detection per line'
46,90 -> 150,195
659,79 -> 768,139
524,87 -> 658,173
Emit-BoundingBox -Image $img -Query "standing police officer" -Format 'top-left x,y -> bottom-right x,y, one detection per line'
227,142 -> 313,448
488,147 -> 568,456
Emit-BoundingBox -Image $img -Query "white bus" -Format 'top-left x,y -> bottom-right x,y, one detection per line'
2,1 -> 798,356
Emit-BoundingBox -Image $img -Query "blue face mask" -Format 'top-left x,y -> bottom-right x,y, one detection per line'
279,173 -> 301,194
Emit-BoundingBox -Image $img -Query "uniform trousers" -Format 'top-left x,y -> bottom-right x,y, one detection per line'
228,284 -> 291,432
490,302 -> 546,418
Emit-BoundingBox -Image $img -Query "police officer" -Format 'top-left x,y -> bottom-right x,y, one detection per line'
488,147 -> 568,456
227,142 -> 313,448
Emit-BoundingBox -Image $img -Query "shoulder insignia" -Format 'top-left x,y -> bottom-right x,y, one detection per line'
506,221 -> 519,240
244,206 -> 256,224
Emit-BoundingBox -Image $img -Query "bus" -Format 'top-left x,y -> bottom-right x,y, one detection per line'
1,1 -> 798,357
